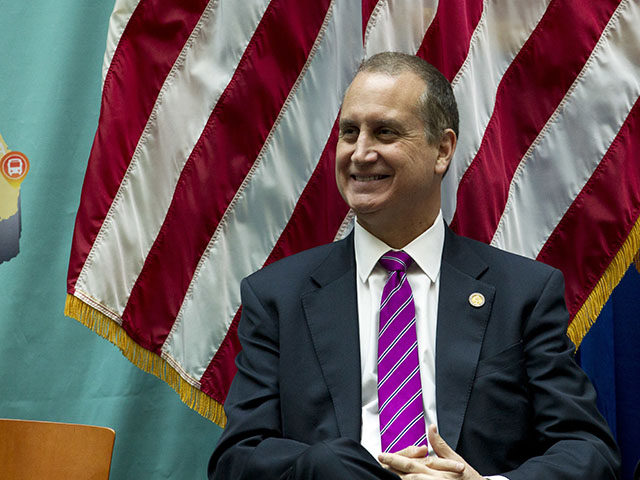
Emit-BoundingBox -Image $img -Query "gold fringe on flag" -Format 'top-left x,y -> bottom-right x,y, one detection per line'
568,214 -> 640,350
64,295 -> 227,427
64,215 -> 640,421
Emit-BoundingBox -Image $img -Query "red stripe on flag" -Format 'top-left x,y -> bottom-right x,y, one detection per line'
449,0 -> 620,242
201,121 -> 350,402
201,307 -> 243,404
121,0 -> 332,352
67,0 -> 209,292
362,0 -> 380,42
415,0 -> 483,81
537,96 -> 640,318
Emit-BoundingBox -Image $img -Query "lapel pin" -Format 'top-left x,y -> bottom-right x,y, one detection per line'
468,292 -> 485,308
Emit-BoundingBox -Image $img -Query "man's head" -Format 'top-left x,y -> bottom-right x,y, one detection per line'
335,52 -> 458,248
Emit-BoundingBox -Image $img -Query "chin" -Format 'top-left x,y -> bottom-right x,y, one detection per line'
351,207 -> 385,226
349,202 -> 380,217
347,195 -> 388,214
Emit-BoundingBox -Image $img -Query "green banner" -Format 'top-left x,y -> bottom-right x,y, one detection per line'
0,2 -> 221,478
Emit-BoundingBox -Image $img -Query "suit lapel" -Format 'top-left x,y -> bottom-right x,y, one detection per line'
436,228 -> 495,451
301,234 -> 362,442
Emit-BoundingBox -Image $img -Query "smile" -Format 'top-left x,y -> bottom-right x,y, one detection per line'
352,175 -> 389,182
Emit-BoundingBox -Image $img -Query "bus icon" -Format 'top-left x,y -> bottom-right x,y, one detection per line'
1,151 -> 30,181
8,159 -> 23,176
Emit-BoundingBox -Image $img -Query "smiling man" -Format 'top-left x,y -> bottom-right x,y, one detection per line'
336,67 -> 452,250
209,52 -> 620,479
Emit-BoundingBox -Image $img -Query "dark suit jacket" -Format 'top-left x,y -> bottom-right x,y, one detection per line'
209,228 -> 620,479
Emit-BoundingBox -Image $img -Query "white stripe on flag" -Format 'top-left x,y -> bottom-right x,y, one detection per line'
76,0 -> 271,316
364,0 -> 438,58
492,0 -> 640,258
102,0 -> 143,85
442,0 -> 552,222
163,0 -> 363,379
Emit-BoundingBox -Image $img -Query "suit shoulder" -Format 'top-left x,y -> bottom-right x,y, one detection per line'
454,233 -> 558,279
245,238 -> 347,286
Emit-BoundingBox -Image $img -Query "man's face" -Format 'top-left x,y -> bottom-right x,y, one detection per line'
336,71 -> 450,236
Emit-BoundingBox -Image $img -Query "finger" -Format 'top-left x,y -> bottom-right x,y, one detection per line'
424,455 -> 465,473
427,424 -> 462,461
393,444 -> 430,458
378,453 -> 430,474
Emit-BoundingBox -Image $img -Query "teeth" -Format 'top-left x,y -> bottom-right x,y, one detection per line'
354,175 -> 386,181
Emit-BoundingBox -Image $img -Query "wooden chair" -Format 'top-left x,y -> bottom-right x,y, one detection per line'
0,419 -> 115,479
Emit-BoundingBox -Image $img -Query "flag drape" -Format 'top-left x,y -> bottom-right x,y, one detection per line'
66,0 -> 640,441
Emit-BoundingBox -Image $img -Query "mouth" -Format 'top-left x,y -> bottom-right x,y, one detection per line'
351,174 -> 390,182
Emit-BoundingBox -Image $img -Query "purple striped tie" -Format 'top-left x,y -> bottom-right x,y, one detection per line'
377,250 -> 427,453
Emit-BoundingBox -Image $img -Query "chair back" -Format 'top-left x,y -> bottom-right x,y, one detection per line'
0,418 -> 115,479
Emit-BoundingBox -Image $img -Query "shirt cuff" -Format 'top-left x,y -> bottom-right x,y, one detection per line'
486,476 -> 509,480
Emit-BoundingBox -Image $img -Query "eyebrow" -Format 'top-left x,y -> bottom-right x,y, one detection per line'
338,118 -> 356,131
372,118 -> 405,131
338,117 -> 405,131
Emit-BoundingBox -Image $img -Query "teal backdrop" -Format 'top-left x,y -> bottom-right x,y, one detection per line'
3,2 -> 638,479
0,2 -> 223,478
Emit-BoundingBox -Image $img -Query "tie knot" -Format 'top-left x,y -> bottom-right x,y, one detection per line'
379,250 -> 412,273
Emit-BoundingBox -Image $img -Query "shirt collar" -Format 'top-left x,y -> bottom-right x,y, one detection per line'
354,210 -> 445,283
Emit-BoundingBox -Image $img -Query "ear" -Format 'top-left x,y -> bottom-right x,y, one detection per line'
435,129 -> 456,176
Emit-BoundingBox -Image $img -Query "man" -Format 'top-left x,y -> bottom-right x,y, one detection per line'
209,52 -> 620,479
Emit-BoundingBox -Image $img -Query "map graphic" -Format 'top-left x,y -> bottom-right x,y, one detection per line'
0,132 -> 29,263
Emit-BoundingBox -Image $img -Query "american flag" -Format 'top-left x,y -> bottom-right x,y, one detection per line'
66,0 -> 640,427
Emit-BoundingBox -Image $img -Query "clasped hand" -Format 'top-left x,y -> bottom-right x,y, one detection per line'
378,425 -> 484,479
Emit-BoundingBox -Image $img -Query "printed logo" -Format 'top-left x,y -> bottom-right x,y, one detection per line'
1,151 -> 29,182
0,133 -> 29,264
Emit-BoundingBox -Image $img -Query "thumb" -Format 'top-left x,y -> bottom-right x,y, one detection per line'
428,424 -> 461,460
394,444 -> 429,458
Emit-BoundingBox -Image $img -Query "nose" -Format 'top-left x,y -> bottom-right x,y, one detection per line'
351,132 -> 377,164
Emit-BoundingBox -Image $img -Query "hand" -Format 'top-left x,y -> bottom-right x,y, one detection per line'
378,425 -> 484,479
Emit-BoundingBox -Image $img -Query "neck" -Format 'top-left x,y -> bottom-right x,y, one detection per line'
357,210 -> 439,249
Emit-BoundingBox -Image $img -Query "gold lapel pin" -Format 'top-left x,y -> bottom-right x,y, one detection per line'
468,292 -> 485,308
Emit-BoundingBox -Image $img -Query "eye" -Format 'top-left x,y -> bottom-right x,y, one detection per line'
376,127 -> 398,140
339,126 -> 358,140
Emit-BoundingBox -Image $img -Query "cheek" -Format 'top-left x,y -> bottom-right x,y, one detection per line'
335,156 -> 353,185
333,155 -> 348,194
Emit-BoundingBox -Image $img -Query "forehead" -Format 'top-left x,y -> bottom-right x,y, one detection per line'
340,71 -> 426,121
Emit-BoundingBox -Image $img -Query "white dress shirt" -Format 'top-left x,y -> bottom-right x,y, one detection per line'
355,212 -> 444,457
354,211 -> 507,480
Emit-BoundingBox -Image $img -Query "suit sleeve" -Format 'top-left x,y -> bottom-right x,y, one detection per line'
207,277 -> 399,480
501,269 -> 620,479
208,277 -> 309,479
